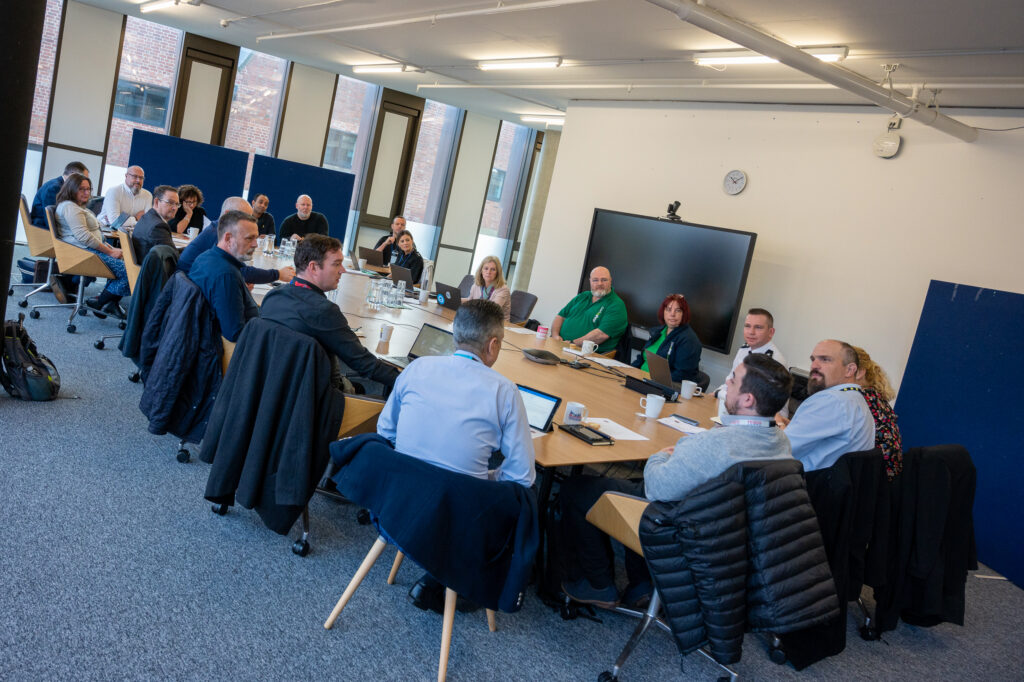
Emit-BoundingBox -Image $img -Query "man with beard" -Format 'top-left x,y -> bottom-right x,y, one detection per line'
188,210 -> 261,342
279,194 -> 328,244
98,165 -> 152,228
550,266 -> 628,354
779,338 -> 875,471
557,353 -> 794,608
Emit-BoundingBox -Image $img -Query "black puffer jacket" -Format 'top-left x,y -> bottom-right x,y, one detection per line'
138,272 -> 223,444
640,459 -> 839,664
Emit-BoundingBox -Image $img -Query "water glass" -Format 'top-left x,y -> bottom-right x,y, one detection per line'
395,280 -> 406,302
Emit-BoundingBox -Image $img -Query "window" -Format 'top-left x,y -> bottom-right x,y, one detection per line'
28,0 -> 63,148
224,48 -> 288,158
403,100 -> 462,226
104,15 -> 183,184
324,129 -> 357,171
485,168 -> 506,202
113,80 -> 170,127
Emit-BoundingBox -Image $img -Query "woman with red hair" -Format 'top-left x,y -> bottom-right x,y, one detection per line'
631,293 -> 702,383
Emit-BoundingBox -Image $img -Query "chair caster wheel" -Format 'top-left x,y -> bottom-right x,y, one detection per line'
80,308 -> 88,316
29,309 -> 40,318
118,321 -> 127,330
292,539 -> 310,557
356,508 -> 371,525
211,503 -> 228,516
67,324 -> 76,333
598,672 -> 616,682
859,625 -> 880,641
18,299 -> 28,308
94,340 -> 105,350
129,372 -> 141,383
769,646 -> 787,664
7,288 -> 13,296
176,448 -> 190,463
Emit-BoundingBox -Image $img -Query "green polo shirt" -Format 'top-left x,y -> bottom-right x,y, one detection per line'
557,289 -> 628,353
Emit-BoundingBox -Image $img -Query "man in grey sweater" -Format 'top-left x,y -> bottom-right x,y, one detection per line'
558,353 -> 794,609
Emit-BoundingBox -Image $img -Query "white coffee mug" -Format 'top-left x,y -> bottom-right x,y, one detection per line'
186,227 -> 199,239
358,258 -> 367,271
536,325 -> 550,340
640,393 -> 666,419
379,323 -> 394,342
580,340 -> 597,355
564,401 -> 589,425
679,380 -> 703,399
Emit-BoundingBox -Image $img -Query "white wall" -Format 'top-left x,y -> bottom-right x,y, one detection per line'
530,101 -> 1024,390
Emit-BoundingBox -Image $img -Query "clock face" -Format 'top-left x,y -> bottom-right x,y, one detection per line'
724,169 -> 747,195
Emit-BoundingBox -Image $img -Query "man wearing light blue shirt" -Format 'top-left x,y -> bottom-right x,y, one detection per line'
377,299 -> 535,487
781,339 -> 875,471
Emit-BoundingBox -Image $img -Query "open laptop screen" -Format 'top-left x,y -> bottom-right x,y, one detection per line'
408,323 -> 455,359
517,384 -> 562,432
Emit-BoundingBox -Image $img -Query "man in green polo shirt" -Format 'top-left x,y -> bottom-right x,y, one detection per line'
551,266 -> 628,354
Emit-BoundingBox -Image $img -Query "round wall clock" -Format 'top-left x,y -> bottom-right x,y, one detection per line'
723,169 -> 747,195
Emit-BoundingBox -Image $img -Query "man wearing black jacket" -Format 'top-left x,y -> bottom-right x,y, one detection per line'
260,234 -> 398,394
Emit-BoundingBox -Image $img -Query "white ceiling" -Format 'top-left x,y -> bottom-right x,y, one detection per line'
82,0 -> 1024,127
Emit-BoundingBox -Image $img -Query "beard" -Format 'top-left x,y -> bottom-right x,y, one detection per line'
807,374 -> 826,394
592,289 -> 607,300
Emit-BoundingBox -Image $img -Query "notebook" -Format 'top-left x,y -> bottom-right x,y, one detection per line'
383,323 -> 455,369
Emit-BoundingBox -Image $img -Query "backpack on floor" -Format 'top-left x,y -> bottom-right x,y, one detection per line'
0,314 -> 60,401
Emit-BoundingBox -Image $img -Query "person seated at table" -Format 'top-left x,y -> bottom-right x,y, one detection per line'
188,210 -> 260,342
776,339 -> 875,472
631,293 -> 701,383
251,193 -> 276,238
373,214 -> 406,265
261,234 -> 398,395
392,229 -> 424,284
461,255 -> 510,321
279,194 -> 328,244
178,197 -> 293,285
53,172 -> 130,319
170,184 -> 207,234
558,353 -> 794,609
98,166 -> 151,228
851,345 -> 903,480
31,161 -> 88,228
131,185 -> 179,262
551,266 -> 627,354
376,299 -> 535,612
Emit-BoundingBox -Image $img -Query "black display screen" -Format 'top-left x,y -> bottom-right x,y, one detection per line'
579,209 -> 757,354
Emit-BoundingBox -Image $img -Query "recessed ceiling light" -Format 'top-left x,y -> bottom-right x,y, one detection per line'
695,46 -> 847,66
140,0 -> 178,12
521,115 -> 565,126
479,57 -> 562,71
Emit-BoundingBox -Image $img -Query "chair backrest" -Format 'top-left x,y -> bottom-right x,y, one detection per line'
19,195 -> 55,259
458,274 -> 474,298
221,337 -> 236,376
508,290 -> 538,324
696,370 -> 710,392
338,395 -> 386,438
86,195 -> 105,216
44,205 -> 114,279
116,229 -> 142,295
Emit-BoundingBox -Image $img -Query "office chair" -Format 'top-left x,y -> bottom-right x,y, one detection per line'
10,195 -> 63,308
508,290 -> 538,325
94,230 -> 141,349
457,274 -> 474,298
37,206 -> 114,333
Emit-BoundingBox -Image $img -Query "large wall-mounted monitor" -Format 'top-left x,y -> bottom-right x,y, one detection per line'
579,209 -> 757,354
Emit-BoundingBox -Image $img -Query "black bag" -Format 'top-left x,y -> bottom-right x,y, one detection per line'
0,314 -> 60,401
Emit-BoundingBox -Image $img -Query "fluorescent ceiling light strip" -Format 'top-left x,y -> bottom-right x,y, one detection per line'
352,64 -> 405,74
479,57 -> 562,71
140,0 -> 178,13
695,46 -> 847,66
521,115 -> 565,124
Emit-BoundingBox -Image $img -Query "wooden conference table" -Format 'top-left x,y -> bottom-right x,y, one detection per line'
249,252 -> 718,515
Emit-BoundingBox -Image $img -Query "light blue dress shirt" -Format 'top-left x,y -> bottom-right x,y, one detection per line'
785,383 -> 875,471
376,350 -> 536,487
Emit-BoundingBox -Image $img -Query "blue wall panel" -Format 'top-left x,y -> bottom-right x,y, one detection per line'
249,154 -> 354,244
897,279 -> 1024,586
127,130 -> 248,215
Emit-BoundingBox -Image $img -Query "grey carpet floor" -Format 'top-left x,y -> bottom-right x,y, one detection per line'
3,248 -> 1023,681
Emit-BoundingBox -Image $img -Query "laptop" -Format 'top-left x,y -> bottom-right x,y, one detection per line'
434,281 -> 462,311
358,245 -> 384,267
517,384 -> 562,434
645,350 -> 681,390
383,323 -> 455,369
390,265 -> 419,295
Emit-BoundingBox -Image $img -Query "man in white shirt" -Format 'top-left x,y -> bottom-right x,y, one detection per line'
715,308 -> 788,415
98,166 -> 152,228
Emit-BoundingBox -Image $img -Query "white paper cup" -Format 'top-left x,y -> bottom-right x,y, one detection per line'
640,393 -> 666,418
536,325 -> 550,340
358,258 -> 367,271
418,288 -> 429,304
379,323 -> 394,342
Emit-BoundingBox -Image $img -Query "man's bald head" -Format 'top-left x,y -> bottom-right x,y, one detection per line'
220,196 -> 253,217
589,266 -> 612,299
296,194 -> 313,220
125,165 -> 145,193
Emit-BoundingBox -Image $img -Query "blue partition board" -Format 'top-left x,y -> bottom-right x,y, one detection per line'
896,280 -> 1024,587
127,130 -> 249,215
249,154 -> 354,244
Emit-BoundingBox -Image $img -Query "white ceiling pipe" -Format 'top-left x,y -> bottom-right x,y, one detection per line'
645,0 -> 978,142
417,81 -> 1024,90
257,0 -> 603,41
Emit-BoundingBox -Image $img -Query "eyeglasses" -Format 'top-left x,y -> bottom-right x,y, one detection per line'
126,173 -> 144,180
159,198 -> 181,207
